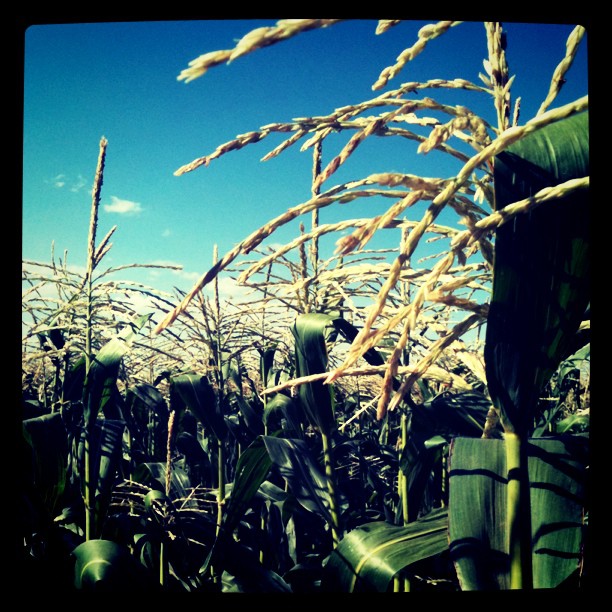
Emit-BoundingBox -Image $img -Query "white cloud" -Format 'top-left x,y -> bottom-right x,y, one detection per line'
210,275 -> 252,301
70,174 -> 87,193
125,290 -> 161,315
103,196 -> 143,215
48,173 -> 88,192
178,270 -> 201,282
162,228 -> 172,237
51,174 -> 66,188
151,263 -> 251,299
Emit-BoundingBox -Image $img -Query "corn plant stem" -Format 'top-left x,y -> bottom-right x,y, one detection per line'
212,244 -> 225,585
441,454 -> 447,507
310,140 -> 322,278
321,430 -> 341,547
84,241 -> 95,542
400,412 -> 411,591
51,362 -> 61,410
259,504 -> 267,564
259,260 -> 271,563
84,437 -> 92,541
59,351 -> 70,410
505,432 -> 533,590
400,413 -> 409,525
160,540 -> 167,588
298,225 -> 310,311
216,439 -> 225,537
161,402 -> 176,588
398,237 -> 413,593
83,136 -> 107,542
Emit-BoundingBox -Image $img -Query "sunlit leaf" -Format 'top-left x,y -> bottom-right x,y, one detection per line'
73,539 -> 156,591
322,507 -> 449,592
448,435 -> 587,590
83,314 -> 152,427
292,313 -> 336,435
223,435 -> 272,533
486,110 -> 589,435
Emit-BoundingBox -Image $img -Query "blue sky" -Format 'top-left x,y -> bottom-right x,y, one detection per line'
22,18 -> 589,302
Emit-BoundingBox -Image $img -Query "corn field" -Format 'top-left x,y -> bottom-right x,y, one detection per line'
20,20 -> 590,592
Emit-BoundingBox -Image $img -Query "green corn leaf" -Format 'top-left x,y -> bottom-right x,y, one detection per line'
555,413 -> 589,434
322,507 -> 449,592
176,430 -> 211,466
263,392 -> 305,437
331,317 -> 387,369
64,356 -> 87,403
170,373 -> 228,441
83,314 -> 152,428
221,351 -> 242,393
126,383 -> 168,420
22,412 -> 68,518
263,435 -> 344,523
556,342 -> 590,392
448,435 -> 588,590
132,462 -> 191,498
399,435 -> 446,522
143,489 -> 173,530
259,343 -> 278,387
212,535 -> 292,593
291,313 -> 336,435
76,419 -> 125,526
125,383 -> 169,462
73,539 -> 156,591
231,393 -> 264,436
486,110 -> 589,435
223,435 -> 272,534
414,391 -> 491,438
533,342 -> 590,437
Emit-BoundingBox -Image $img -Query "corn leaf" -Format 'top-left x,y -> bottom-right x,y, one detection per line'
126,383 -> 168,420
132,462 -> 191,498
22,412 -> 68,518
448,435 -> 588,590
263,435 -> 345,523
263,392 -> 305,438
331,317 -> 387,369
486,110 -> 589,435
73,539 -> 156,591
64,356 -> 87,403
259,343 -> 279,387
171,373 -> 228,441
414,391 -> 491,438
223,435 -> 272,533
211,535 -> 293,593
398,435 -> 446,522
231,393 -> 264,436
292,313 -> 336,435
322,507 -> 449,592
75,419 -> 126,526
125,383 -> 169,462
83,313 -> 152,428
